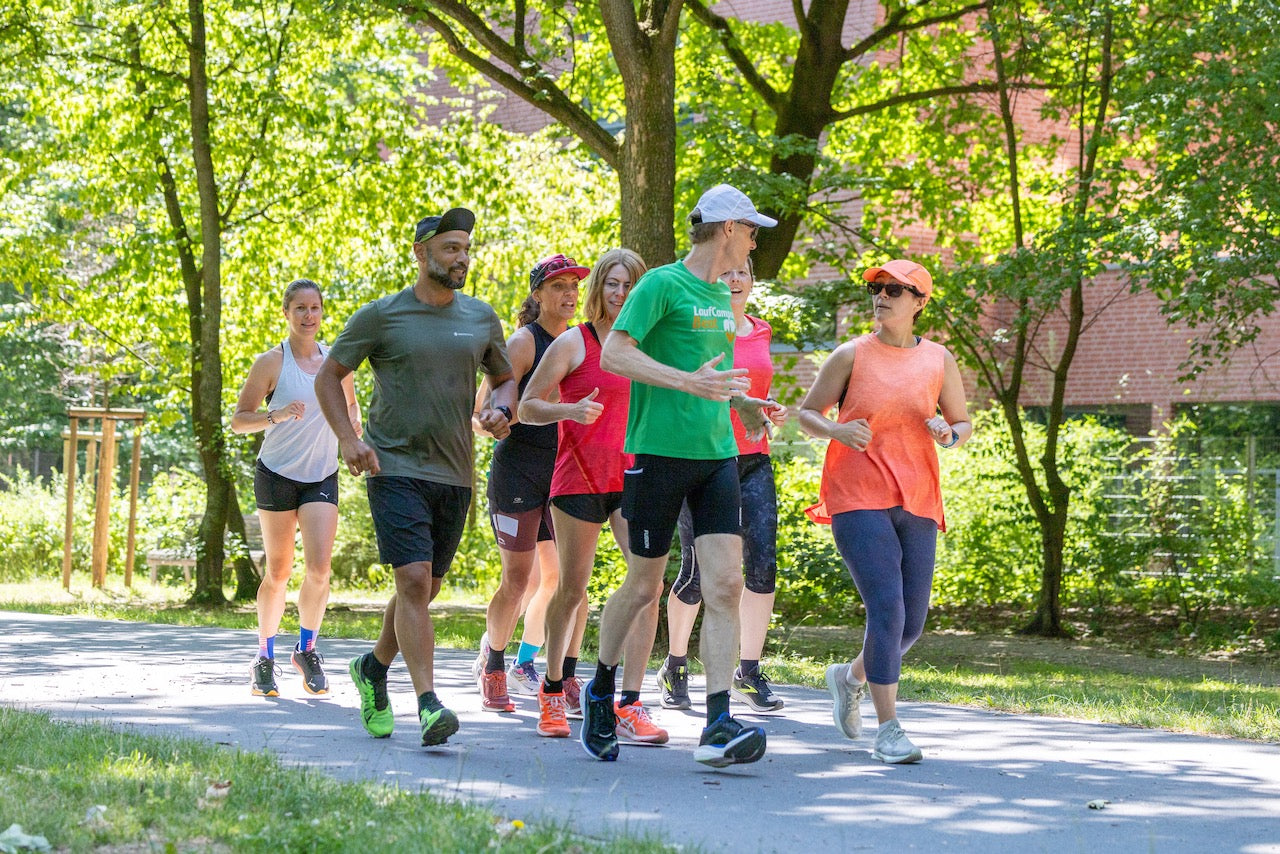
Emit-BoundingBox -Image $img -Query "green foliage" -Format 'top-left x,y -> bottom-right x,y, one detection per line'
770,448 -> 855,622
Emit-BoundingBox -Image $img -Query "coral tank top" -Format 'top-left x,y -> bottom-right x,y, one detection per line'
550,323 -> 633,496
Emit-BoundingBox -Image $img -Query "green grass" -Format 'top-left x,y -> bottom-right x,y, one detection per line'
5,578 -> 1280,742
0,706 -> 674,853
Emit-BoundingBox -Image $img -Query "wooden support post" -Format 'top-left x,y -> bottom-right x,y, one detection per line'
91,418 -> 117,588
125,430 -> 142,587
62,417 -> 79,590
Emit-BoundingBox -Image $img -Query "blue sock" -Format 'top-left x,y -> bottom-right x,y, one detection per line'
299,627 -> 316,653
516,641 -> 540,666
259,635 -> 275,659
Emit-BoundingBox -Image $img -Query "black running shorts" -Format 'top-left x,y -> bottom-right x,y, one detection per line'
622,454 -> 740,558
254,459 -> 338,512
366,476 -> 471,575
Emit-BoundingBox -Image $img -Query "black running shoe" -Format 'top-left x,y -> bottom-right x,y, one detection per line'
291,646 -> 329,695
579,678 -> 619,761
693,713 -> 767,768
731,668 -> 784,712
656,658 -> 692,710
251,656 -> 280,697
420,706 -> 460,746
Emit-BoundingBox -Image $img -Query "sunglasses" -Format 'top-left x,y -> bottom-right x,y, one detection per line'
734,220 -> 760,240
866,282 -> 924,299
531,255 -> 582,287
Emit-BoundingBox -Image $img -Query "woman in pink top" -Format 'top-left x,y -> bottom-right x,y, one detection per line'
519,248 -> 668,746
656,261 -> 789,714
798,259 -> 971,764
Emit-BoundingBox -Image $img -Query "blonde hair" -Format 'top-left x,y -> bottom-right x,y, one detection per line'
583,248 -> 647,326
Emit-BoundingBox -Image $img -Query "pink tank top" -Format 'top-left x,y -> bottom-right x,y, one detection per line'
550,323 -> 632,496
806,333 -> 947,530
731,316 -> 773,456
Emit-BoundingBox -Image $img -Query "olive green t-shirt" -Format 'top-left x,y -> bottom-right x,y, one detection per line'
328,286 -> 510,486
612,260 -> 738,460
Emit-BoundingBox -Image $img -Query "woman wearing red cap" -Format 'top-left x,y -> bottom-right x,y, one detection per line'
798,258 -> 972,764
470,254 -> 588,712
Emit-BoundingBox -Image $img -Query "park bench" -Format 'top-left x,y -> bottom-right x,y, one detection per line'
147,514 -> 264,584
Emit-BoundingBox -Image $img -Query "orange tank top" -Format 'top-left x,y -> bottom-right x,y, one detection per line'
806,333 -> 947,530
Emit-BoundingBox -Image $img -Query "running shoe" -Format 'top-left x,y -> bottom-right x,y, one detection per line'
578,678 -> 619,761
479,669 -> 515,713
731,668 -> 783,712
693,713 -> 767,768
824,662 -> 866,740
470,631 -> 490,684
563,675 -> 583,720
655,658 -> 692,710
291,646 -> 329,695
507,659 -> 541,695
614,701 -> 669,744
348,655 -> 394,738
536,686 -> 571,738
420,705 -> 460,746
873,719 -> 923,764
250,656 -> 280,697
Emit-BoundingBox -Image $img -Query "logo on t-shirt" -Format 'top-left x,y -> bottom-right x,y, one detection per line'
691,305 -> 735,342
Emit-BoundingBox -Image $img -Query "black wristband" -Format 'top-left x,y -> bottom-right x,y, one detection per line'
495,405 -> 512,422
266,411 -> 275,425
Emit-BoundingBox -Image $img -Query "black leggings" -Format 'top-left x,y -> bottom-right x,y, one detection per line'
672,454 -> 777,605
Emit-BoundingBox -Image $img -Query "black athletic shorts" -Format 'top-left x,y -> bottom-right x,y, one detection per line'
551,491 -> 624,525
487,439 -> 555,549
254,459 -> 338,512
622,454 -> 740,558
366,475 -> 471,575
673,454 -> 778,604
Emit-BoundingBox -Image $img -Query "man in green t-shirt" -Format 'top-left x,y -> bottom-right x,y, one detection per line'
316,207 -> 516,748
580,184 -> 777,767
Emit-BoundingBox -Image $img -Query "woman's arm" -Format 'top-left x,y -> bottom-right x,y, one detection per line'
796,342 -> 870,451
519,328 -> 593,426
925,349 -> 972,448
230,349 -> 291,434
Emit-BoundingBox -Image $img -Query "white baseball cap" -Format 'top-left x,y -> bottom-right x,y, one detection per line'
689,184 -> 778,228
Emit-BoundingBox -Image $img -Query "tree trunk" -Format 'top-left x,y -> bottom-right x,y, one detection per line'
227,479 -> 260,602
1021,495 -> 1071,636
187,0 -> 230,606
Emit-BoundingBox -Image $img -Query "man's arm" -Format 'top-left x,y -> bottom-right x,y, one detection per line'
317,356 -> 380,475
599,329 -> 748,402
475,371 -> 516,440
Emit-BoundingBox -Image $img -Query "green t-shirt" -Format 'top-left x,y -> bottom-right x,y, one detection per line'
612,260 -> 738,460
328,286 -> 511,486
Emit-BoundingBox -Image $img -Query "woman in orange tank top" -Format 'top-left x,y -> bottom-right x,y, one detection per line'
797,259 -> 971,764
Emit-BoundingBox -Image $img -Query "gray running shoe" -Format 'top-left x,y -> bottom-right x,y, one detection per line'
732,668 -> 784,712
291,646 -> 329,695
873,719 -> 923,764
656,658 -> 692,710
825,663 -> 865,739
507,659 -> 540,695
251,656 -> 280,697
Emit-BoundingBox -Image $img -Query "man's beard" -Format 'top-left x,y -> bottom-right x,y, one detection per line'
427,255 -> 467,290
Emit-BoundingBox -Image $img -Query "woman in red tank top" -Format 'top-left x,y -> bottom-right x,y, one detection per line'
798,259 -> 972,764
517,248 -> 668,744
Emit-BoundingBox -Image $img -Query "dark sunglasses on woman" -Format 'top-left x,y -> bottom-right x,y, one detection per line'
866,282 -> 924,299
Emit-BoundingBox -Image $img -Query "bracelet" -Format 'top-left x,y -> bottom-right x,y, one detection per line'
941,429 -> 959,448
266,411 -> 275,425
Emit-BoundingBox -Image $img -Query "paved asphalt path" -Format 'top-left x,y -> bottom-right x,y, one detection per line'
2,611 -> 1278,852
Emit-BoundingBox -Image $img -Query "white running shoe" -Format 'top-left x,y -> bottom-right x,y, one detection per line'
873,719 -> 923,764
825,663 -> 866,740
506,659 -> 541,695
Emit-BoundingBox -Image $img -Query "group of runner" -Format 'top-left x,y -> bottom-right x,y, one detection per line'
231,184 -> 971,766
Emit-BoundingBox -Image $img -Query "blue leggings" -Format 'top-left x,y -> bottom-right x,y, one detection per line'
831,507 -> 937,685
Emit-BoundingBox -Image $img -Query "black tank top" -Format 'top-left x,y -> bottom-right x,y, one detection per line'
506,321 -> 558,449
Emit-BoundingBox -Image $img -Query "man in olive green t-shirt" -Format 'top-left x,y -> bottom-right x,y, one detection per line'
316,207 -> 515,748
576,184 -> 777,768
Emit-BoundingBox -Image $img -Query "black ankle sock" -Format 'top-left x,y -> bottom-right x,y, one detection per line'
668,654 -> 688,669
619,690 -> 640,708
543,677 -> 563,694
707,690 -> 730,724
739,659 -> 759,677
592,662 -> 618,698
417,691 -> 442,714
486,644 -> 506,673
362,652 -> 389,681
563,656 -> 578,678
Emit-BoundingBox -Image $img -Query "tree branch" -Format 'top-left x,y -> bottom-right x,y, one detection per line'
685,0 -> 783,112
831,82 -> 1001,122
844,2 -> 986,62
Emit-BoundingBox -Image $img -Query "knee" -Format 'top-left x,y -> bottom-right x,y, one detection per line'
700,570 -> 743,613
394,563 -> 434,601
262,564 -> 293,587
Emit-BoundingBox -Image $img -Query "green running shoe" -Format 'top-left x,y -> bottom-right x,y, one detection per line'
348,655 -> 393,738
420,706 -> 459,746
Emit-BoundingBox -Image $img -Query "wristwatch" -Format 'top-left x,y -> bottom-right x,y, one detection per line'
495,405 -> 513,422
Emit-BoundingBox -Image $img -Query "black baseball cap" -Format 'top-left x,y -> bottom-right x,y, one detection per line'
414,207 -> 475,243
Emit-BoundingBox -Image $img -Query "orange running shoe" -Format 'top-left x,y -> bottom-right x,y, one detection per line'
614,700 -> 669,744
479,668 -> 515,713
536,686 -> 571,738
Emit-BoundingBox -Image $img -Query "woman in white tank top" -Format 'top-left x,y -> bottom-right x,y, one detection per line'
231,279 -> 361,698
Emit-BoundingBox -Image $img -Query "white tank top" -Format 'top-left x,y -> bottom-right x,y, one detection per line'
258,340 -> 339,483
